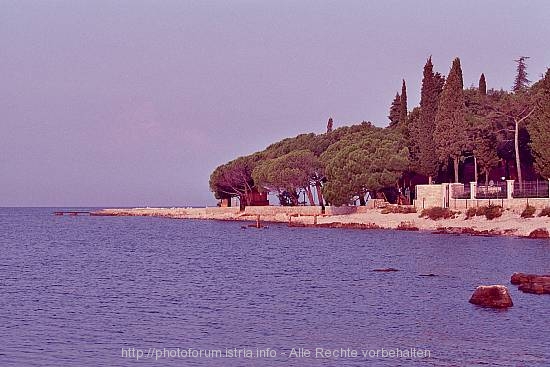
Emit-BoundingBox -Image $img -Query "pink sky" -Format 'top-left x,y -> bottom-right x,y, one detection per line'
1,0 -> 549,206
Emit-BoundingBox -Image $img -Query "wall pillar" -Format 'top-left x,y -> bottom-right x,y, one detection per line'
506,180 -> 514,200
469,182 -> 476,200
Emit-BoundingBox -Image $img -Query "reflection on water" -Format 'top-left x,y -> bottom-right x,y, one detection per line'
1,208 -> 549,366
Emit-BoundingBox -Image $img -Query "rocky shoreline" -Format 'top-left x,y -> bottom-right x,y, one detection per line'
92,207 -> 550,239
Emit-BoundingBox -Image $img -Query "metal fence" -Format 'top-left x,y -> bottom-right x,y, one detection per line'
476,181 -> 508,199
513,180 -> 550,198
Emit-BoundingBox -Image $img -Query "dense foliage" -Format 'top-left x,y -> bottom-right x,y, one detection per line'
210,56 -> 550,207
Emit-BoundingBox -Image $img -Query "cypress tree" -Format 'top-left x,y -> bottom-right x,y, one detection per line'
388,93 -> 401,127
400,79 -> 408,125
513,56 -> 530,92
434,57 -> 469,183
409,57 -> 442,183
479,73 -> 486,96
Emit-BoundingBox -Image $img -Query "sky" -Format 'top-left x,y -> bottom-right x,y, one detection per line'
1,0 -> 550,207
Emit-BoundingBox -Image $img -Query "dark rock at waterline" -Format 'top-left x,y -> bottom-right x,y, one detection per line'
469,285 -> 513,308
396,221 -> 419,231
511,272 -> 550,294
372,268 -> 399,272
419,273 -> 437,277
527,228 -> 550,239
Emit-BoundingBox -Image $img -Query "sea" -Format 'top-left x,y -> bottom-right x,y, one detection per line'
1,207 -> 549,366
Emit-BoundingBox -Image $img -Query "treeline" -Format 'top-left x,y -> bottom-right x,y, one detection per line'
210,57 -> 550,207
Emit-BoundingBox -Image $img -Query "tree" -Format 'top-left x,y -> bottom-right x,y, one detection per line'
469,115 -> 499,186
513,56 -> 530,92
409,57 -> 444,182
489,90 -> 536,189
388,93 -> 401,127
464,85 -> 499,185
209,154 -> 261,209
400,79 -> 408,125
434,57 -> 469,183
528,69 -> 550,178
252,150 -> 323,206
326,117 -> 333,133
320,129 -> 409,206
479,73 -> 487,96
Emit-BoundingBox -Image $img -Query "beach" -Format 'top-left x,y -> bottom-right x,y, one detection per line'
93,207 -> 550,238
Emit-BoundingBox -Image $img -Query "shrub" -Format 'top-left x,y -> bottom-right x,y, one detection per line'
381,205 -> 417,214
465,207 -> 477,219
538,207 -> 550,217
484,205 -> 503,220
420,207 -> 456,220
475,206 -> 487,217
521,205 -> 536,218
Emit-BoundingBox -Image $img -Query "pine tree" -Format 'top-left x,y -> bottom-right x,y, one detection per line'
479,73 -> 487,96
513,56 -> 530,92
388,93 -> 401,127
409,57 -> 443,182
434,57 -> 469,183
326,117 -> 333,133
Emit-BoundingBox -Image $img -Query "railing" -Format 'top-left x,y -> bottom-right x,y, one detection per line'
513,180 -> 550,198
476,181 -> 507,199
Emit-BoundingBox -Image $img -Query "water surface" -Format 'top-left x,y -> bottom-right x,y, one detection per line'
1,208 -> 549,366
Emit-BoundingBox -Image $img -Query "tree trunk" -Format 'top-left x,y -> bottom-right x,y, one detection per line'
514,119 -> 523,191
473,155 -> 478,183
305,186 -> 315,206
485,170 -> 489,188
428,176 -> 433,184
315,182 -> 324,208
291,191 -> 299,206
453,156 -> 459,183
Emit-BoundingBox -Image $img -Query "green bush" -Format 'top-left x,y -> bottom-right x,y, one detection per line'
475,206 -> 487,217
381,205 -> 417,214
465,207 -> 477,219
538,207 -> 550,217
521,205 -> 536,218
420,207 -> 456,220
484,205 -> 503,220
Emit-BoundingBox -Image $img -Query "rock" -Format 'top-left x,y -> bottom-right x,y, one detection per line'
372,268 -> 399,272
527,228 -> 550,239
518,283 -> 549,294
419,273 -> 437,277
469,285 -> 513,308
511,272 -> 550,294
396,221 -> 419,231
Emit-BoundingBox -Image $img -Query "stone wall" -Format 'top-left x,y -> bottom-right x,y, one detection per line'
414,184 -> 445,209
448,198 -> 550,213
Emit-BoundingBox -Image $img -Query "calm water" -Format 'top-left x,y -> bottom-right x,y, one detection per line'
1,207 -> 549,366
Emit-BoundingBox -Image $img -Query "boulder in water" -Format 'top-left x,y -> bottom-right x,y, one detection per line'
469,285 -> 513,308
511,272 -> 550,294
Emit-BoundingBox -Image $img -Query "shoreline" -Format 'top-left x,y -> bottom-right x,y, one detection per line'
92,207 -> 550,239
